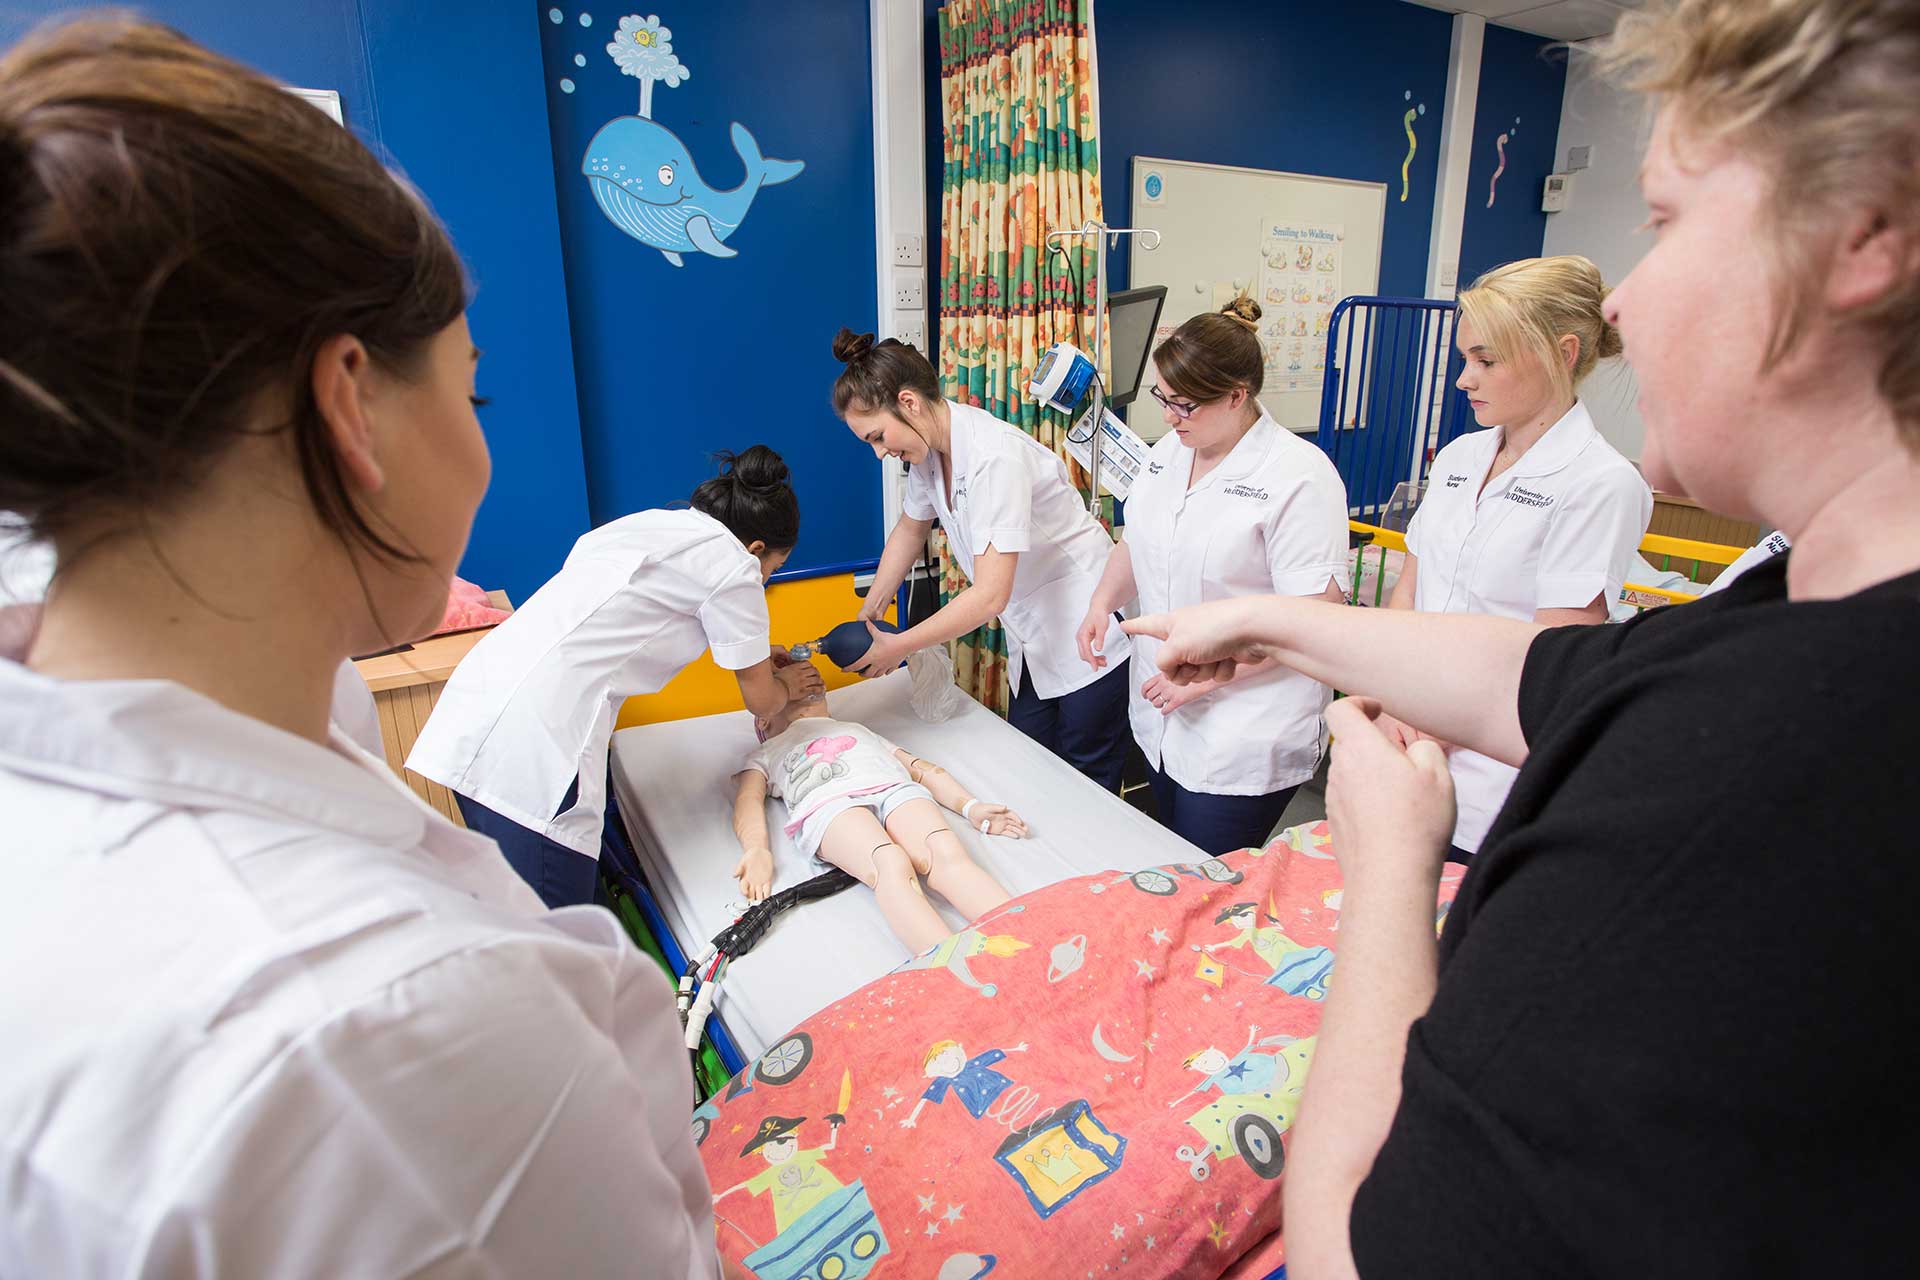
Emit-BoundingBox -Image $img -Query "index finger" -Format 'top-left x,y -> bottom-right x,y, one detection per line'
1120,613 -> 1172,641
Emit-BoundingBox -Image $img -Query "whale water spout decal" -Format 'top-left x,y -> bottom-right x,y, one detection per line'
583,118 -> 803,266
607,13 -> 688,119
570,14 -> 804,266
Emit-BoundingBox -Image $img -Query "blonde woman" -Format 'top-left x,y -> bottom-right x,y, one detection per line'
1384,256 -> 1651,862
1125,0 -> 1920,1272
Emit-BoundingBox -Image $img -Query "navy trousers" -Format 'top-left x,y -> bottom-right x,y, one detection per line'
454,774 -> 603,909
1147,765 -> 1300,859
1006,657 -> 1132,794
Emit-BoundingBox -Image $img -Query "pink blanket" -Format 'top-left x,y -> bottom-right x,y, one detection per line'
697,823 -> 1463,1280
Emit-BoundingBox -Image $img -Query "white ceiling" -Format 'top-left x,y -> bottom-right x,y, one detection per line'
1401,0 -> 1642,42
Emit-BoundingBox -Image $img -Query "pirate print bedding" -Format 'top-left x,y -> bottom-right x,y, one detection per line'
696,822 -> 1464,1280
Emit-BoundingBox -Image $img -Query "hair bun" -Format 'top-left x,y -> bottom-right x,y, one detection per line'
1220,293 -> 1262,331
832,327 -> 876,364
718,444 -> 791,494
1595,317 -> 1625,361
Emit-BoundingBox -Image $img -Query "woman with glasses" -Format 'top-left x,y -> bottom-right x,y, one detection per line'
832,328 -> 1134,791
1076,297 -> 1350,855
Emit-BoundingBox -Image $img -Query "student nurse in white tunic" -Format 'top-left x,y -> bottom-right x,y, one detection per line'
830,329 -> 1134,790
1079,300 -> 1350,856
0,23 -> 720,1276
408,447 -> 823,908
1385,257 -> 1651,861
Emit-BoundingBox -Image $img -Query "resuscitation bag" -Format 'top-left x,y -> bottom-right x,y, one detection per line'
818,617 -> 900,670
814,620 -> 964,721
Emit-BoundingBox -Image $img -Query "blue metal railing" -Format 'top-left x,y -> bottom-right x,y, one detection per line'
1313,295 -> 1475,518
768,555 -> 881,585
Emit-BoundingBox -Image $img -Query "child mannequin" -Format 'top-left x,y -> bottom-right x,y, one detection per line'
732,692 -> 1022,952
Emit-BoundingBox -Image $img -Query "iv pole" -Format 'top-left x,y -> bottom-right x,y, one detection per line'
1044,220 -> 1161,514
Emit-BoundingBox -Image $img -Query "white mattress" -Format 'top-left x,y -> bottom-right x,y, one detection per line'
608,669 -> 1204,1061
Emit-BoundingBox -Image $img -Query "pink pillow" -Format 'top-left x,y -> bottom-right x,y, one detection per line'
432,576 -> 510,635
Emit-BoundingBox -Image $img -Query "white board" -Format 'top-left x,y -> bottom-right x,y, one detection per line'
1129,157 -> 1386,438
284,87 -> 344,126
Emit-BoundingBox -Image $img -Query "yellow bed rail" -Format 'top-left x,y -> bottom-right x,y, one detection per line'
614,571 -> 893,729
1346,520 -> 1751,612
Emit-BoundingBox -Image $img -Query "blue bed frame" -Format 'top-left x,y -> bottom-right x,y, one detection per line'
598,798 -> 750,1080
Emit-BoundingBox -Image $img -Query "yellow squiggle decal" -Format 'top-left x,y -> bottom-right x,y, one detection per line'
1400,108 -> 1417,202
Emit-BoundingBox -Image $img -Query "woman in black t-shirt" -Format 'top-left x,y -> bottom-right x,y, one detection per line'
1124,1 -> 1920,1274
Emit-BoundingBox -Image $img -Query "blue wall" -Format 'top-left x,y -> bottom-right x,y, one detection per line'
1090,0 -> 1453,296
0,1 -> 591,606
1456,24 -> 1566,289
0,2 -> 379,133
537,3 -> 878,571
360,3 -> 591,606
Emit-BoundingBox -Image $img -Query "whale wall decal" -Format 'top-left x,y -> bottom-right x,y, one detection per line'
582,117 -> 803,267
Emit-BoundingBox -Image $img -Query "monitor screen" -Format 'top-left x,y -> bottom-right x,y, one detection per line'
1105,285 -> 1167,408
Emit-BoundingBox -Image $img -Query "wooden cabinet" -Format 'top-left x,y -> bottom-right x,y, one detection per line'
1649,493 -> 1760,552
350,591 -> 509,827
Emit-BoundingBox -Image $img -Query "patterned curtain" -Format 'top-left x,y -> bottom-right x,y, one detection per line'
936,0 -> 1104,715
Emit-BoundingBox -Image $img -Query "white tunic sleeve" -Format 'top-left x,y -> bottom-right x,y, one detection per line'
1265,474 -> 1350,598
901,460 -> 937,522
337,938 -> 715,1278
697,562 -> 772,671
131,918 -> 721,1280
1403,499 -> 1428,561
1535,461 -> 1653,611
964,449 -> 1034,555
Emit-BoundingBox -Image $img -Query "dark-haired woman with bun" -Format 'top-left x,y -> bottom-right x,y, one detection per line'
409,445 -> 823,907
1079,296 -> 1351,856
0,16 -> 726,1277
831,328 -> 1134,791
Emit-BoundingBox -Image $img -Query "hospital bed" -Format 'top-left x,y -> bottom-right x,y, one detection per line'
604,667 -> 1207,1073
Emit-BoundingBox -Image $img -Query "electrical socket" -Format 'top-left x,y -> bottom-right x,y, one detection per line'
895,318 -> 927,352
891,233 -> 924,267
893,271 -> 924,310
